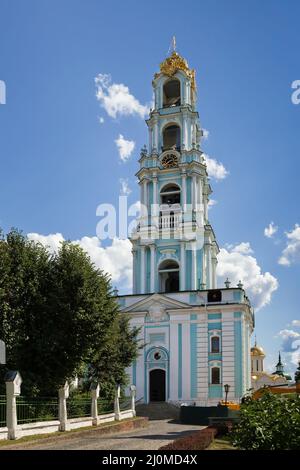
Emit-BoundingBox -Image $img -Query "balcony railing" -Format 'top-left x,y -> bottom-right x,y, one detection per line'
161,146 -> 181,153
159,213 -> 181,229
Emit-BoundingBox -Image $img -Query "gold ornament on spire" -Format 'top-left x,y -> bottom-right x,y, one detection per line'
156,51 -> 196,89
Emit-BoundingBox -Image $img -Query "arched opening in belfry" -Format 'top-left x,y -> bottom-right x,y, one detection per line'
160,184 -> 181,206
163,78 -> 181,107
159,259 -> 180,293
162,124 -> 181,151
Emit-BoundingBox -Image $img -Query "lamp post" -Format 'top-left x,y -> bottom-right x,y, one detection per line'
224,384 -> 230,404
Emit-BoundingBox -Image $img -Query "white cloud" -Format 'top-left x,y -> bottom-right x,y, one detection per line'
264,221 -> 278,238
27,233 -> 132,290
292,320 -> 300,328
27,232 -> 65,253
208,199 -> 217,209
115,134 -> 135,162
202,128 -> 209,140
231,242 -> 253,255
278,224 -> 300,266
95,73 -> 149,119
203,154 -> 229,180
278,329 -> 300,366
98,116 -> 105,124
119,178 -> 132,195
217,242 -> 278,311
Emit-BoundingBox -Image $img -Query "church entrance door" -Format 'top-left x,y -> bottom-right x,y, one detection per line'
149,369 -> 166,401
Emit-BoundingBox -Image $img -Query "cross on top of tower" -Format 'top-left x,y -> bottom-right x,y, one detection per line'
171,35 -> 176,53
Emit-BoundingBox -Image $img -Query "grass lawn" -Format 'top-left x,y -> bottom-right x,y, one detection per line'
206,436 -> 236,450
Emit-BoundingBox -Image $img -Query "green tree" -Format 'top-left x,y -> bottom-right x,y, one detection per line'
231,391 -> 300,450
86,313 -> 141,400
0,228 -> 140,397
295,361 -> 300,383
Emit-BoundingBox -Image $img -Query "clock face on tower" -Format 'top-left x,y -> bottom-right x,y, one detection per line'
161,152 -> 179,168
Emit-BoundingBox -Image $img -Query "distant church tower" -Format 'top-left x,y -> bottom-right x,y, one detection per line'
117,47 -> 254,405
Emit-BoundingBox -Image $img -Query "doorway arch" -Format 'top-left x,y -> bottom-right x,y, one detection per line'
149,369 -> 166,402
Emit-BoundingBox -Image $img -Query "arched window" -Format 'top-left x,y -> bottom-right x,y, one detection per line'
159,259 -> 179,293
211,367 -> 221,385
163,79 -> 181,107
160,184 -> 181,205
162,124 -> 180,151
211,336 -> 220,353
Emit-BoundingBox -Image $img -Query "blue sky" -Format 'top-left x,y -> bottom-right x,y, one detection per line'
0,0 -> 300,374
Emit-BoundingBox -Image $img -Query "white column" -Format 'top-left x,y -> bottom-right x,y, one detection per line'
91,384 -> 100,426
143,180 -> 148,217
6,374 -> 22,440
154,86 -> 159,110
114,384 -> 121,421
222,313 -> 235,401
198,177 -> 203,207
59,382 -> 70,432
130,385 -> 136,417
140,246 -> 146,294
201,244 -> 206,289
192,175 -> 197,211
169,321 -> 179,400
206,243 -> 212,289
152,175 -> 158,220
180,241 -> 186,291
182,323 -> 191,400
181,172 -> 187,211
153,117 -> 158,150
191,243 -> 197,290
183,115 -> 187,149
197,314 -> 208,404
204,195 -> 208,222
211,254 -> 217,289
150,244 -> 155,293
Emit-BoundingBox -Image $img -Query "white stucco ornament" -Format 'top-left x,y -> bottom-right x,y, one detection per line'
148,302 -> 166,322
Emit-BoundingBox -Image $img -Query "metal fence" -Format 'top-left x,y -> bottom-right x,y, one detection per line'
0,395 -> 6,427
16,397 -> 59,424
0,393 -> 134,428
120,398 -> 131,411
67,394 -> 91,419
97,399 -> 114,415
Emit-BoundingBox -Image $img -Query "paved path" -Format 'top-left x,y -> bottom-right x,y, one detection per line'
3,420 -> 204,450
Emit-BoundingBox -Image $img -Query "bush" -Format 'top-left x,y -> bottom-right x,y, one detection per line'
231,391 -> 300,450
159,426 -> 217,450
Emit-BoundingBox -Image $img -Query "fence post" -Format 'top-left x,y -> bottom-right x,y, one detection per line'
91,383 -> 100,426
58,382 -> 70,431
5,371 -> 22,440
130,385 -> 136,417
114,384 -> 121,421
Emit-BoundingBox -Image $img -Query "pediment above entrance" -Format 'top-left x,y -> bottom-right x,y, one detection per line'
121,293 -> 190,316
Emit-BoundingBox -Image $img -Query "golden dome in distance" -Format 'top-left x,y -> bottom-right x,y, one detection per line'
251,337 -> 265,356
251,346 -> 265,356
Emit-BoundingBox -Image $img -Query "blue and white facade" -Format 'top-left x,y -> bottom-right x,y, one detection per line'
117,51 -> 254,405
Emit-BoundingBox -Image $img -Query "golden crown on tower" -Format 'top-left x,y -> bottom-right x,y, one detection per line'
155,50 -> 196,90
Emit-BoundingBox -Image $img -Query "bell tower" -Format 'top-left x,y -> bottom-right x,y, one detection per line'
131,49 -> 219,295
118,46 -> 254,405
